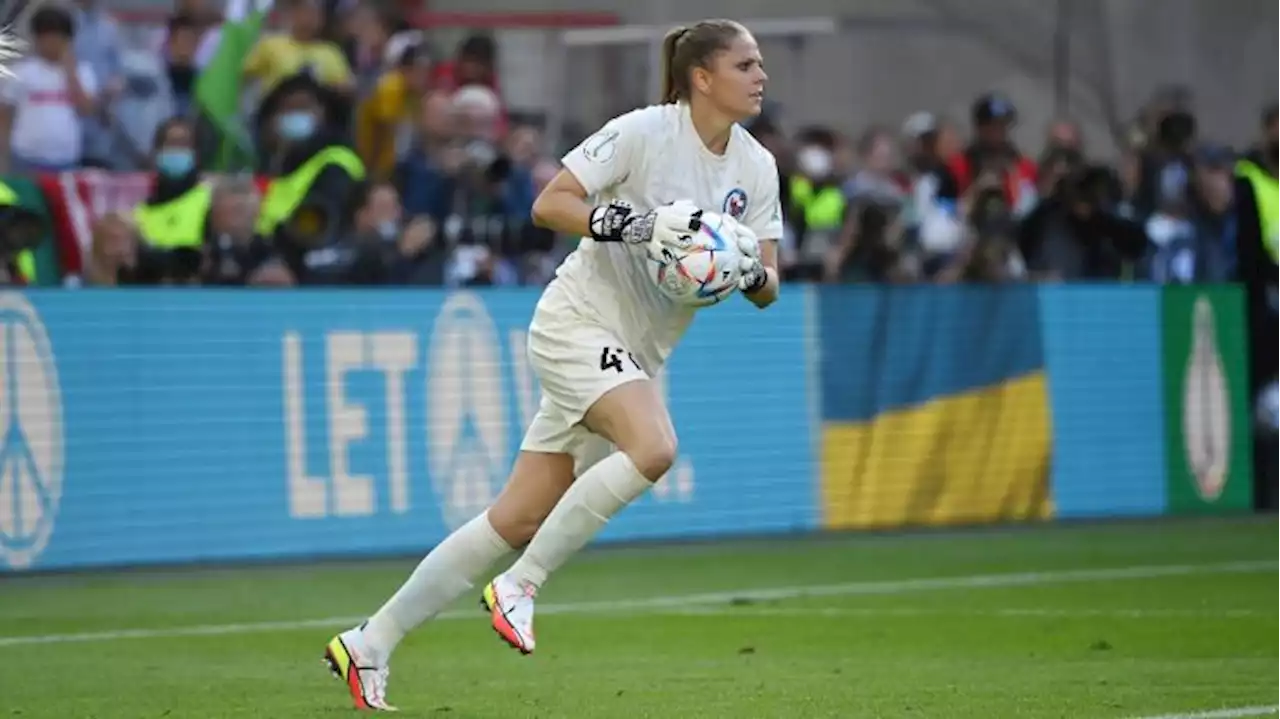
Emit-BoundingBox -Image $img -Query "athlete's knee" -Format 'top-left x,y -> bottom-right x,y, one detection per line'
624,429 -> 678,482
486,505 -> 541,549
487,451 -> 576,548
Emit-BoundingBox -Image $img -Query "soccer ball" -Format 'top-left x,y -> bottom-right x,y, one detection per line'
647,211 -> 742,308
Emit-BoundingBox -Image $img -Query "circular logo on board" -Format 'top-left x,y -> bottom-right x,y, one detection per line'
0,293 -> 64,570
1182,296 -> 1231,501
425,292 -> 509,530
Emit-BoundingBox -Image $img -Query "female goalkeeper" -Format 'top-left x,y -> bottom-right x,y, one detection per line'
325,18 -> 783,711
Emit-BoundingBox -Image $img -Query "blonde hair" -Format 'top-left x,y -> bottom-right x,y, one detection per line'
658,20 -> 746,104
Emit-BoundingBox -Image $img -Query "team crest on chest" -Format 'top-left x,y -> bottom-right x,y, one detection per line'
722,188 -> 748,220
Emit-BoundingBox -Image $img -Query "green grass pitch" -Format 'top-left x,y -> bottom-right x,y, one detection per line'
1,517 -> 1275,718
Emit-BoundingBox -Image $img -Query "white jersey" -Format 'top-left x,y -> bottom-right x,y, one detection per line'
552,102 -> 784,372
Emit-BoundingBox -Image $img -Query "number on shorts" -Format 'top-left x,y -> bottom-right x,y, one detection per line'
599,347 -> 641,374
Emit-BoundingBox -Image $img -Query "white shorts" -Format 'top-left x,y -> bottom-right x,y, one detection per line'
520,282 -> 650,475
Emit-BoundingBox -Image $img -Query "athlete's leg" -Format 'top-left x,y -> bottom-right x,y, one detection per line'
326,420 -> 577,710
357,443 -> 576,658
505,379 -> 673,589
484,379 -> 673,654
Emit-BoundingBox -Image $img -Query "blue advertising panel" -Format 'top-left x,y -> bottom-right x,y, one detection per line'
0,289 -> 817,572
1038,286 -> 1167,517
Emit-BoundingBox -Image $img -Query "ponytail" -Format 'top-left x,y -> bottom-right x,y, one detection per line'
659,26 -> 688,104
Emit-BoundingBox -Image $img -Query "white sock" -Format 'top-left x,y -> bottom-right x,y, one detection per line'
505,452 -> 652,590
362,510 -> 513,659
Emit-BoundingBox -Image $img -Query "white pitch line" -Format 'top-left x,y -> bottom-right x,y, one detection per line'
661,606 -> 1268,619
1128,705 -> 1279,719
0,559 -> 1270,649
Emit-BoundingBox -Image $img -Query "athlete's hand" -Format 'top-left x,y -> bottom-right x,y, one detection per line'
591,199 -> 705,258
721,217 -> 766,293
738,255 -> 767,294
589,199 -> 703,253
724,216 -> 761,259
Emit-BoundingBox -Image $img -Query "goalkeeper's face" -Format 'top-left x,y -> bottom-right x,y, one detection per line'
698,32 -> 768,122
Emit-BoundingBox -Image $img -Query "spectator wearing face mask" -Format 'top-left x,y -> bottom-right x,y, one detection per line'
133,118 -> 211,272
253,71 -> 366,274
788,127 -> 845,281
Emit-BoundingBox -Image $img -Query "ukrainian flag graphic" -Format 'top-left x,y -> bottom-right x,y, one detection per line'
817,286 -> 1053,530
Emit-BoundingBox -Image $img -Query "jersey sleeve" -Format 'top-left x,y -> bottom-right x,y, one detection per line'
560,111 -> 646,197
745,153 -> 785,240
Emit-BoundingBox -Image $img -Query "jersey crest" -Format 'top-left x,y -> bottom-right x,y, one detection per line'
722,188 -> 748,220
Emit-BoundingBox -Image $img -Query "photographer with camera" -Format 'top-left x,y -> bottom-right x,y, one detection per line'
1017,163 -> 1148,280
1131,99 -> 1198,222
948,93 -> 1040,219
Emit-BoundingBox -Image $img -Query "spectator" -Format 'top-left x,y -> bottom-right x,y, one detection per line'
396,90 -> 461,222
786,126 -> 845,281
1018,164 -> 1147,280
166,14 -> 203,116
1042,117 -> 1083,157
356,43 -> 434,179
1133,104 -> 1198,221
497,123 -> 540,218
343,180 -> 446,285
0,5 -> 99,174
243,0 -> 354,97
900,112 -> 964,267
829,126 -> 907,282
84,212 -> 140,286
133,118 -> 210,284
205,178 -> 273,285
431,33 -> 499,93
342,0 -> 399,97
70,0 -> 125,169
253,71 -> 366,269
950,93 -> 1039,218
440,152 -> 527,288
1140,144 -> 1237,283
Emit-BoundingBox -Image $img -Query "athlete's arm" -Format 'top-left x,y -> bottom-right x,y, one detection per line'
744,240 -> 780,309
530,169 -> 595,238
533,115 -> 663,245
741,153 -> 786,309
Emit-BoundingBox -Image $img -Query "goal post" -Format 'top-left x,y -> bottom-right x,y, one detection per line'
548,17 -> 839,152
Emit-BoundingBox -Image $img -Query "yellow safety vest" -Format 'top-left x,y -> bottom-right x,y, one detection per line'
0,181 -> 34,283
1236,159 -> 1279,263
134,184 -> 213,249
255,146 -> 366,236
790,176 -> 846,229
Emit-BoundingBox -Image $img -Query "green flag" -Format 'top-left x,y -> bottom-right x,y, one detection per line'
195,0 -> 272,170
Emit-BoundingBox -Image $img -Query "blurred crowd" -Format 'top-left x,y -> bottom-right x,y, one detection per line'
0,0 -> 1274,291
760,92 -> 1277,286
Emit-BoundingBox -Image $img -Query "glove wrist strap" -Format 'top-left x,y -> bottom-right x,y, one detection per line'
589,202 -> 633,243
743,266 -> 770,294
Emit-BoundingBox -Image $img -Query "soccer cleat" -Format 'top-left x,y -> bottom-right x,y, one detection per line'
480,574 -> 537,655
323,625 -> 396,711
